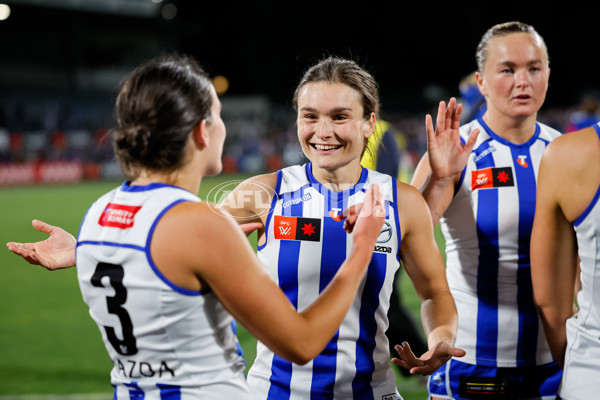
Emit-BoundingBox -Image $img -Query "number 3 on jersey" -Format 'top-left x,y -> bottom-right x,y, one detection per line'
91,262 -> 138,356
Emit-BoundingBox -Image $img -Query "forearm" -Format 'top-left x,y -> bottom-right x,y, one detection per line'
537,305 -> 571,368
419,290 -> 459,349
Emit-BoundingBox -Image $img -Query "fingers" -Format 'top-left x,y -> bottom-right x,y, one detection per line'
238,222 -> 263,235
31,219 -> 54,234
464,127 -> 480,153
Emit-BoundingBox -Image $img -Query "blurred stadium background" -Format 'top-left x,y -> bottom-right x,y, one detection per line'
1,0 -> 599,398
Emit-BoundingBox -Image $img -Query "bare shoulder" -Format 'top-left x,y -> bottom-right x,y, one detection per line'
396,180 -> 427,205
394,180 -> 432,232
545,127 -> 599,169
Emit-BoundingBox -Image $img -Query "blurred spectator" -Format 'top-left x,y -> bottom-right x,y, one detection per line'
565,94 -> 600,132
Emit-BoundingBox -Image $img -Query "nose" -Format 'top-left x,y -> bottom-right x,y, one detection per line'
315,118 -> 334,139
514,69 -> 530,88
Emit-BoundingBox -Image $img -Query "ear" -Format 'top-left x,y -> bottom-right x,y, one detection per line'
364,112 -> 376,139
475,71 -> 487,97
191,120 -> 209,150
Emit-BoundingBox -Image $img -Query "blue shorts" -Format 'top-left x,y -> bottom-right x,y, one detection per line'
427,359 -> 561,400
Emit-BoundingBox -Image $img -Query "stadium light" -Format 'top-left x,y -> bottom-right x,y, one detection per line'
0,4 -> 11,21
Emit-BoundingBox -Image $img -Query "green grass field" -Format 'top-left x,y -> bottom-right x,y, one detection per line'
0,177 -> 441,399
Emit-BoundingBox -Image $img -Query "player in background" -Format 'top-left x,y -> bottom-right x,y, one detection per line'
7,53 -> 391,399
531,122 -> 600,399
408,21 -> 563,399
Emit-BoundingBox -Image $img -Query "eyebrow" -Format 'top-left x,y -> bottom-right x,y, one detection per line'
497,59 -> 545,68
299,106 -> 354,113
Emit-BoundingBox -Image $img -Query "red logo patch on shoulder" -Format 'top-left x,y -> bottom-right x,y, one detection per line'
98,203 -> 142,229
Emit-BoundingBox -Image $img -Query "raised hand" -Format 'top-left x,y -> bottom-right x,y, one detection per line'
426,98 -> 479,181
6,219 -> 76,270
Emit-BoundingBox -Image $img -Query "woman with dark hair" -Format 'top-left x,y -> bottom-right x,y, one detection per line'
8,56 -> 464,399
8,54 -> 388,399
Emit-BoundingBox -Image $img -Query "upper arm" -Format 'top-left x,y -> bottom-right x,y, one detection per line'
531,141 -> 578,312
218,172 -> 278,227
397,182 -> 449,301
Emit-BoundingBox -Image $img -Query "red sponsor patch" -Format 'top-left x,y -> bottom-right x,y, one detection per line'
274,216 -> 298,240
98,203 -> 142,229
471,167 -> 514,190
274,215 -> 321,241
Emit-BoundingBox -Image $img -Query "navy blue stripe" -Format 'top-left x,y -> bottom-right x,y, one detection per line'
474,141 -> 499,364
157,383 -> 181,400
267,188 -> 304,400
352,251 -> 387,399
391,179 -> 402,261
124,382 -> 144,399
77,240 -> 145,252
511,146 -> 539,366
230,320 -> 246,365
309,188 -> 348,398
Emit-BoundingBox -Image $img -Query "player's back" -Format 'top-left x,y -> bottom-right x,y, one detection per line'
76,182 -> 250,399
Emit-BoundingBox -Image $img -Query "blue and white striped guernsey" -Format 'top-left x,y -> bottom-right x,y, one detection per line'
76,182 -> 251,399
441,118 -> 561,368
247,163 -> 402,400
560,122 -> 600,399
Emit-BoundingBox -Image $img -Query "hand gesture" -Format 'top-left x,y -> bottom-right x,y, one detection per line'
392,340 -> 466,376
426,98 -> 479,181
6,219 -> 76,270
342,184 -> 386,240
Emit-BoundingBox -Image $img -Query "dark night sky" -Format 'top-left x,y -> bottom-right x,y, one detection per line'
0,0 -> 598,115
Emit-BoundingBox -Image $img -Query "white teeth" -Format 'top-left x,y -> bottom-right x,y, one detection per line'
314,144 -> 340,150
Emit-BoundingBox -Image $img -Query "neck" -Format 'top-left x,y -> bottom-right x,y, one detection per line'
310,162 -> 363,192
132,165 -> 202,195
482,110 -> 538,144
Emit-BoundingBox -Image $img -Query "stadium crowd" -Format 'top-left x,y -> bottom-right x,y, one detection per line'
1,91 -> 597,185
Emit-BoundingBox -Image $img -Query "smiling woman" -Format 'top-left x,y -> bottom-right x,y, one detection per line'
221,56 -> 464,399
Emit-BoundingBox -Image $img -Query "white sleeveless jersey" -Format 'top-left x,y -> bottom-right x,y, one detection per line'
76,182 -> 251,399
442,118 -> 561,368
247,164 -> 402,400
560,123 -> 600,399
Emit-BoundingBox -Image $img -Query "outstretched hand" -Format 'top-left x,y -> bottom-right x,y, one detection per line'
392,340 -> 466,376
426,98 -> 480,181
6,219 -> 76,270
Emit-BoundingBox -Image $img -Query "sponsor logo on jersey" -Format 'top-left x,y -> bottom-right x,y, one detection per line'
473,145 -> 496,163
471,167 -> 514,190
274,216 -> 321,242
282,192 -> 312,209
374,245 -> 392,253
98,203 -> 142,229
329,207 -> 344,221
516,155 -> 529,168
377,221 -> 392,243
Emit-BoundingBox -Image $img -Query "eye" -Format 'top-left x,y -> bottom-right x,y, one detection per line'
333,114 -> 349,121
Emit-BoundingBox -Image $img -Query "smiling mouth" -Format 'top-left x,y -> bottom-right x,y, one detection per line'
311,144 -> 342,151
